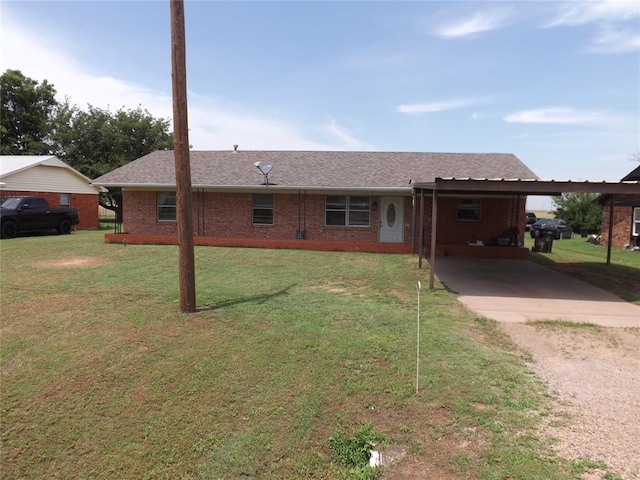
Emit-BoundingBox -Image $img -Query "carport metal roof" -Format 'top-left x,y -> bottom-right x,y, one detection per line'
412,178 -> 640,288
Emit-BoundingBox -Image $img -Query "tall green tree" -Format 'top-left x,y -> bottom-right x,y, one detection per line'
52,101 -> 173,178
1,69 -> 173,219
552,192 -> 603,233
51,101 -> 173,219
1,69 -> 58,154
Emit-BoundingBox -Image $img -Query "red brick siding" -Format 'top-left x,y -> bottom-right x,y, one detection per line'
0,190 -> 98,230
600,202 -> 637,247
123,191 -> 411,244
421,196 -> 525,247
117,190 -> 526,257
104,233 -> 413,254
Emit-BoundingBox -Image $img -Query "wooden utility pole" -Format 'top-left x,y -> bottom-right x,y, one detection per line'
170,0 -> 196,312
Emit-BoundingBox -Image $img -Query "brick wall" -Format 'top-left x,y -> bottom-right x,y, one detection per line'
116,190 -> 527,257
420,196 -> 526,247
0,190 -> 98,230
122,191 -> 412,244
600,202 -> 636,247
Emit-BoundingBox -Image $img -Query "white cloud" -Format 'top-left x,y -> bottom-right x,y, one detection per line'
0,20 -> 173,118
503,107 -> 617,125
0,13 -> 357,152
542,0 -> 640,54
588,25 -> 640,54
397,98 -> 488,114
544,0 -> 640,28
434,9 -> 513,39
324,119 -> 374,150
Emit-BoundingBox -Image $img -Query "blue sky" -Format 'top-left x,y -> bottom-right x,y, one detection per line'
1,1 -> 638,209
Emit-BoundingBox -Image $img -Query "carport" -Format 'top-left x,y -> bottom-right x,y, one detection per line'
412,178 -> 640,288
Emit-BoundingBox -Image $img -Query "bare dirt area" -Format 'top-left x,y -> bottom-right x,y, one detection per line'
31,256 -> 112,269
501,323 -> 640,480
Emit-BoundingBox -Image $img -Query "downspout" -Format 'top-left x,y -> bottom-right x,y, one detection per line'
199,188 -> 205,236
418,189 -> 425,268
298,189 -> 302,236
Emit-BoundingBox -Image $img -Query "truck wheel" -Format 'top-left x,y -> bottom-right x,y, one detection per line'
58,219 -> 72,235
1,221 -> 18,239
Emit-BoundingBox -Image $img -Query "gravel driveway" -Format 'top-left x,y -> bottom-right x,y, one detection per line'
502,323 -> 640,480
433,258 -> 640,479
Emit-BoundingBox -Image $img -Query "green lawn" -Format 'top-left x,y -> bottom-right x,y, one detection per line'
1,231 -> 629,479
525,235 -> 640,304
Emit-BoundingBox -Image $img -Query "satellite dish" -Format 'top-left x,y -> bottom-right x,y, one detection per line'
254,161 -> 274,186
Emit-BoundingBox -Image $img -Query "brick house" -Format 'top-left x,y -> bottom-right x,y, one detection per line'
92,149 -> 539,256
0,156 -> 103,230
599,165 -> 640,249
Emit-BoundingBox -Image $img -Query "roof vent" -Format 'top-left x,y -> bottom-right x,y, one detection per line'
232,144 -> 239,154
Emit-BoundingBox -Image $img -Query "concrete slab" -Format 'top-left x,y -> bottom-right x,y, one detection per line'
432,257 -> 640,328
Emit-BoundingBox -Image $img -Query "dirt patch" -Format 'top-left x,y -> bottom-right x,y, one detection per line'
501,322 -> 640,479
31,256 -> 112,269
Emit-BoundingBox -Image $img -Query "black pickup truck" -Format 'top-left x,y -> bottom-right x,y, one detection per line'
0,196 -> 80,239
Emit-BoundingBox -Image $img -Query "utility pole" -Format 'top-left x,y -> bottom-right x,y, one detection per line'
170,0 -> 196,312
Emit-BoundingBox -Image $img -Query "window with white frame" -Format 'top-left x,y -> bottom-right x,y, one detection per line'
325,195 -> 370,226
157,192 -> 176,221
60,193 -> 71,208
253,193 -> 273,225
457,198 -> 481,220
633,207 -> 640,236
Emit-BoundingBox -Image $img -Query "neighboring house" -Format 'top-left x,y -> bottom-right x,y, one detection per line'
599,165 -> 640,249
92,149 -> 539,256
0,156 -> 103,230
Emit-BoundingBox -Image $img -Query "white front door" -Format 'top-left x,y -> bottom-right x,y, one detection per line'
379,197 -> 404,242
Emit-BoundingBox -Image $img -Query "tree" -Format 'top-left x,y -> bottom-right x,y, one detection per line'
1,70 -> 173,220
51,101 -> 173,220
1,69 -> 58,154
52,101 -> 173,179
552,192 -> 603,234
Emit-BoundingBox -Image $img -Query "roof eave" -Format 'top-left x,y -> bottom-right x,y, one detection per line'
92,182 -> 412,194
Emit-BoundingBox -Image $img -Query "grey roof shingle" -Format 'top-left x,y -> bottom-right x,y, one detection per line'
92,150 -> 539,190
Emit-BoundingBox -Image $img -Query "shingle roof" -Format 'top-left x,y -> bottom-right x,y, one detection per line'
92,150 -> 539,191
621,164 -> 640,182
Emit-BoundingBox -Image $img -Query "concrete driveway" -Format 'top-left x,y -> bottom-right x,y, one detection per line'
432,257 -> 640,328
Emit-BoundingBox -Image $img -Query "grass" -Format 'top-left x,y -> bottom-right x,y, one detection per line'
0,230 -> 630,479
525,235 -> 640,304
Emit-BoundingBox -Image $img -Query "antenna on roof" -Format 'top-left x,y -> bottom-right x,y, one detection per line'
232,145 -> 239,154
254,161 -> 273,187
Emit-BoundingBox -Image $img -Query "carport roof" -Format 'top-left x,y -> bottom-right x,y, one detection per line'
414,177 -> 640,196
413,177 -> 640,284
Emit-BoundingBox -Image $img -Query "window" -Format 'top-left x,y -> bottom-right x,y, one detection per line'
253,193 -> 273,225
157,192 -> 176,221
457,198 -> 481,220
325,195 -> 370,226
60,193 -> 71,208
633,207 -> 640,236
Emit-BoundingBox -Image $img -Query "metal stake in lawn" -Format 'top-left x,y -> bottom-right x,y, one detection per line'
415,280 -> 421,395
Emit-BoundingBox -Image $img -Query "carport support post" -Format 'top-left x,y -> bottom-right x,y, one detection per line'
429,188 -> 438,289
607,195 -> 614,265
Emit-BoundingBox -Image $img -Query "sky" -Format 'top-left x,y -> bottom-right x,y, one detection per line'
1,0 -> 639,210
